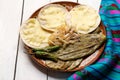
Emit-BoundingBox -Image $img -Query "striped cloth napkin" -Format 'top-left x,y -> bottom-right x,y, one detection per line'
67,0 -> 120,80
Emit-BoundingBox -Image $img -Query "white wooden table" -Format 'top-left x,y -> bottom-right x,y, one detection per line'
0,0 -> 101,80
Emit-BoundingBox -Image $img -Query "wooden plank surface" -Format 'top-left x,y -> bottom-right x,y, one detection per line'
15,0 -> 50,80
0,0 -> 23,80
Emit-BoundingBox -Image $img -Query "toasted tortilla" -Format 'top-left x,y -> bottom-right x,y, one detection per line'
37,4 -> 69,32
69,5 -> 101,34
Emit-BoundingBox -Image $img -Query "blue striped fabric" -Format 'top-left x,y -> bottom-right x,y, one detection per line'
67,0 -> 120,80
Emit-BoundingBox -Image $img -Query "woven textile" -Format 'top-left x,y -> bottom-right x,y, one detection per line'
67,0 -> 120,80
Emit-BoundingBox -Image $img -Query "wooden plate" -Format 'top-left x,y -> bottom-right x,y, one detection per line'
24,1 -> 106,72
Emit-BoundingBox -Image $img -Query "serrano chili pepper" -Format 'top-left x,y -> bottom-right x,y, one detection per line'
32,45 -> 60,52
34,51 -> 58,62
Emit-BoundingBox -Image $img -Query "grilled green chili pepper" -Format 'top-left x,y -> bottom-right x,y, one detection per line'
35,51 -> 58,62
33,45 -> 60,52
44,45 -> 60,52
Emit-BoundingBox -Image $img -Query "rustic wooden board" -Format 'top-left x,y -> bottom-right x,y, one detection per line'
0,0 -> 23,80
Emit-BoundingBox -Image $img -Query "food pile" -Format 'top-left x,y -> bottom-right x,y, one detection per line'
20,4 -> 106,71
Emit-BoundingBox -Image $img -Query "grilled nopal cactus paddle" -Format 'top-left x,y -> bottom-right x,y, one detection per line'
56,33 -> 106,61
67,58 -> 83,70
45,58 -> 83,70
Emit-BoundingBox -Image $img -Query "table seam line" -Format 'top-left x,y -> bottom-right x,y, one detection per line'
13,0 -> 25,80
77,0 -> 78,3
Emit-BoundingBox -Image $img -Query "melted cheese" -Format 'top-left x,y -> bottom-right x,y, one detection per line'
20,18 -> 51,49
70,5 -> 100,34
38,4 -> 68,32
